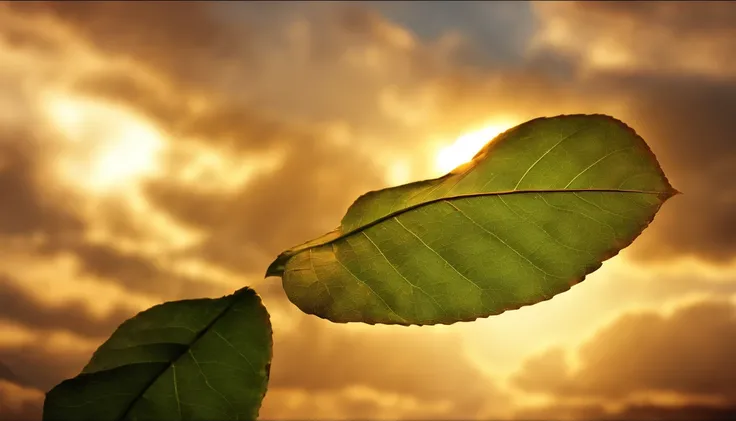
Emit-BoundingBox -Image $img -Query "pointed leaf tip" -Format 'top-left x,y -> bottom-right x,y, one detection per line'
265,258 -> 285,278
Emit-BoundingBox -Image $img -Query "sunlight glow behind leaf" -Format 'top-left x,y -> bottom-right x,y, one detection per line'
434,120 -> 517,175
385,160 -> 412,187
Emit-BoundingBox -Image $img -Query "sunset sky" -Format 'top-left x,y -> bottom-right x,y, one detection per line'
1,1 -> 736,420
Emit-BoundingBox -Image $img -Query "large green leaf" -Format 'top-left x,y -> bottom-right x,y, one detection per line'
43,287 -> 272,421
267,114 -> 678,325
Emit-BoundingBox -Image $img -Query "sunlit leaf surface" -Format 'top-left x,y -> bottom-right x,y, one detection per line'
268,115 -> 678,325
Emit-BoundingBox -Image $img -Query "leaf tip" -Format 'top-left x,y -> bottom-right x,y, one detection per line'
264,258 -> 285,278
661,186 -> 682,200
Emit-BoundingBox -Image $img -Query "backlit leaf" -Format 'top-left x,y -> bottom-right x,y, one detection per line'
267,114 -> 678,325
43,287 -> 272,421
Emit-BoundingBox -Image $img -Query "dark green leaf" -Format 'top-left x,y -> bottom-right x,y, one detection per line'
43,287 -> 272,421
267,114 -> 678,325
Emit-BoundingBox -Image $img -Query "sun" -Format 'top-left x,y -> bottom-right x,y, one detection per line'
434,119 -> 518,175
43,92 -> 165,192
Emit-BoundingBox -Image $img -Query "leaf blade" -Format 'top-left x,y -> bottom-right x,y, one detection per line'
43,287 -> 272,421
268,114 -> 678,326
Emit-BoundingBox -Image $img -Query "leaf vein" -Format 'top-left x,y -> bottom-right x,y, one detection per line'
514,125 -> 588,190
539,195 -> 618,238
361,231 -> 446,314
393,216 -> 483,291
331,244 -> 409,323
188,349 -> 235,415
573,192 -> 636,221
497,195 -> 593,257
172,362 -> 182,420
443,201 -> 564,280
564,146 -> 635,188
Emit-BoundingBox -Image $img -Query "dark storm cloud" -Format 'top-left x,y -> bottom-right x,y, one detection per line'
513,300 -> 736,400
0,274 -> 134,339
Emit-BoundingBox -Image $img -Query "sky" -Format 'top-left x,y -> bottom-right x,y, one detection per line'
0,1 -> 735,420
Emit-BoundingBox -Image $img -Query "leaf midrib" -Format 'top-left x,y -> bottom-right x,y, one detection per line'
284,187 -> 673,259
115,294 -> 243,421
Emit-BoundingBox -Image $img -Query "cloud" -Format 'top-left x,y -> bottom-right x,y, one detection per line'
514,401 -> 736,421
0,338 -> 92,392
261,309 -> 509,420
609,403 -> 736,421
144,133 -> 385,278
3,1 -> 246,91
511,347 -> 571,396
0,83 -> 232,304
0,131 -> 83,238
71,70 -> 293,157
0,380 -> 43,421
510,298 -> 736,420
531,1 -> 736,77
513,300 -> 736,402
11,2 -> 432,131
0,274 -> 134,339
0,360 -> 17,383
373,1 -> 537,65
47,241 -> 226,300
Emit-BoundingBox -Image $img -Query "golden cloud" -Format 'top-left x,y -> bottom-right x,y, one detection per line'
1,2 -> 735,420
